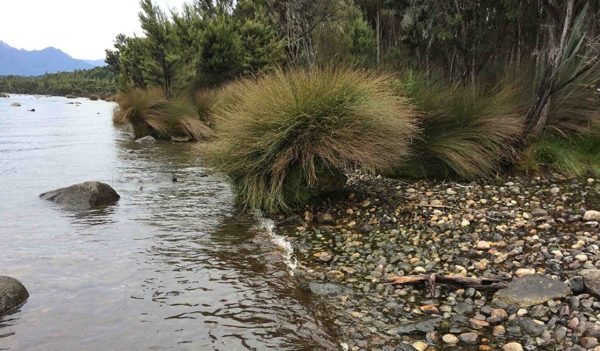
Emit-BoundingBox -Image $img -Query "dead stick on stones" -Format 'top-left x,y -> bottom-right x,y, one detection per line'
388,274 -> 508,297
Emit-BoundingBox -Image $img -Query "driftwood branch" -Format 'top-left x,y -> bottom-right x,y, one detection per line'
388,273 -> 508,297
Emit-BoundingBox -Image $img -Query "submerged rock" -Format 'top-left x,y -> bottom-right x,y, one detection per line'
0,93 -> 9,98
493,274 -> 570,308
0,276 -> 29,315
395,317 -> 442,335
10,102 -> 21,107
135,135 -> 157,144
40,181 -> 120,210
308,282 -> 351,297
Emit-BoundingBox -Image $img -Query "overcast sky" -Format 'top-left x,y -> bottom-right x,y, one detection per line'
0,0 -> 188,60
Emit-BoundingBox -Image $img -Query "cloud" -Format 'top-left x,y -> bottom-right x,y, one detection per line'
0,0 -> 188,59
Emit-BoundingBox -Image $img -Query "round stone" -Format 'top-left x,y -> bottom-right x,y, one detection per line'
442,334 -> 459,344
503,342 -> 524,351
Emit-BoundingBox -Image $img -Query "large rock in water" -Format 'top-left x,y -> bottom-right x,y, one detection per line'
580,269 -> 600,297
493,274 -> 570,308
0,276 -> 29,315
40,181 -> 120,210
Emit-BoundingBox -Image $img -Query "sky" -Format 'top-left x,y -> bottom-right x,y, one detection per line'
0,0 -> 189,60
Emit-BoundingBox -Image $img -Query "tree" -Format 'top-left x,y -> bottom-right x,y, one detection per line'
106,34 -> 148,90
237,3 -> 285,73
139,0 -> 182,98
196,16 -> 243,87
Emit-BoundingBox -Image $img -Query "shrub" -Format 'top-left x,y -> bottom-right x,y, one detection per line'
206,67 -> 418,214
113,88 -> 213,141
394,71 -> 525,179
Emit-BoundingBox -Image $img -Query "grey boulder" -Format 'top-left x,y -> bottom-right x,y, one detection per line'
0,276 -> 29,315
580,269 -> 600,297
40,181 -> 120,210
493,274 -> 571,308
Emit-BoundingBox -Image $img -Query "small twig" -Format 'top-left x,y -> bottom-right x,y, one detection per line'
428,273 -> 437,297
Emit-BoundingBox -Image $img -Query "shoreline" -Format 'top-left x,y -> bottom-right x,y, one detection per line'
276,172 -> 600,350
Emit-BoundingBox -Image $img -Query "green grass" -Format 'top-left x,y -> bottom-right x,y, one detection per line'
113,88 -> 213,141
206,66 -> 418,214
393,71 -> 525,179
518,132 -> 600,177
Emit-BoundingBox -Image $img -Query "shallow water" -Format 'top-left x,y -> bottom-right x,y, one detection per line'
0,95 -> 338,350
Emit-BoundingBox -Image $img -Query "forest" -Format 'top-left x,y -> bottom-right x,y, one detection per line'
106,0 -> 600,214
0,66 -> 117,98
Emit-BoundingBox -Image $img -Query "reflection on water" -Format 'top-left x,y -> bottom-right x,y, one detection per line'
0,95 -> 338,350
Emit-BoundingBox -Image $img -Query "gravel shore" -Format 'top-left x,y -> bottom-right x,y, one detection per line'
277,172 -> 600,351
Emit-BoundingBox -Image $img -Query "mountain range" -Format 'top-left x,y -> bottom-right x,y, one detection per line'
0,41 -> 105,76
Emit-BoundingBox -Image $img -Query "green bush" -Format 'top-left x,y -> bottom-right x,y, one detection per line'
206,67 -> 418,214
113,88 -> 213,141
394,71 -> 525,179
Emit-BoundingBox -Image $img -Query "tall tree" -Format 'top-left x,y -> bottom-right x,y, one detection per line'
139,0 -> 181,98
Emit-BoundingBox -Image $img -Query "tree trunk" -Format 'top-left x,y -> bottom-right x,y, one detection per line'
524,0 -> 575,137
376,8 -> 381,65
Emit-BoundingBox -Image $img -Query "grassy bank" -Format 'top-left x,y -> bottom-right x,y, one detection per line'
112,65 -> 600,214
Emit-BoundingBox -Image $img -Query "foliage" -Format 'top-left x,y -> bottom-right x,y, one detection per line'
196,16 -> 243,87
237,5 -> 286,74
543,6 -> 600,136
518,132 -> 600,177
113,88 -> 213,141
0,66 -> 117,97
106,34 -> 149,90
138,0 -> 184,98
206,67 -> 418,213
394,71 -> 524,179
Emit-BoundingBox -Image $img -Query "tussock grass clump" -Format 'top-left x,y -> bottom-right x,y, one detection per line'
394,72 -> 525,179
113,88 -> 213,141
207,67 -> 418,214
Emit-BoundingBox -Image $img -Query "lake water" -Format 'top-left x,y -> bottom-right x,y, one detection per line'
0,95 -> 338,350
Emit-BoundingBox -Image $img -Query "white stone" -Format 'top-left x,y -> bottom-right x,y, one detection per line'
476,241 -> 491,250
515,268 -> 536,278
442,334 -> 459,344
584,211 -> 600,221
